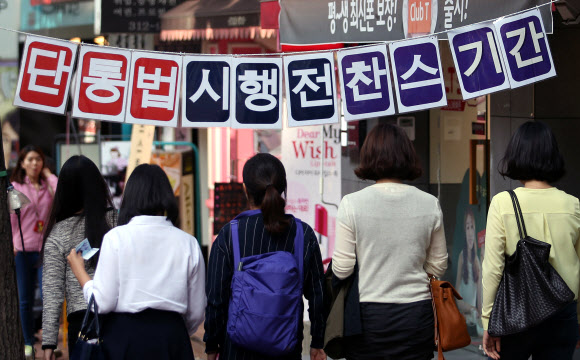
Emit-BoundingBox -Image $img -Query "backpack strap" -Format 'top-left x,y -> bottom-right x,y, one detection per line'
294,218 -> 304,287
231,209 -> 262,271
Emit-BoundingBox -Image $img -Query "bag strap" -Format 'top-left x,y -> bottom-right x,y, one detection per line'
507,190 -> 528,239
428,275 -> 445,360
79,295 -> 100,339
231,214 -> 304,284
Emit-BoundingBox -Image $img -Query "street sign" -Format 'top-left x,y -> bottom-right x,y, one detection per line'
389,36 -> 447,113
72,45 -> 132,122
284,53 -> 338,127
337,44 -> 395,121
494,8 -> 556,88
125,52 -> 182,127
448,23 -> 511,100
231,58 -> 283,129
182,56 -> 232,128
14,36 -> 77,115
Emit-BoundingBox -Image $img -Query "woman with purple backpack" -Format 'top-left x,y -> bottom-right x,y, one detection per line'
204,153 -> 327,360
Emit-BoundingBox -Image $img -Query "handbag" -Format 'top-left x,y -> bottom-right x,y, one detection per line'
429,275 -> 471,360
70,295 -> 105,360
487,190 -> 575,336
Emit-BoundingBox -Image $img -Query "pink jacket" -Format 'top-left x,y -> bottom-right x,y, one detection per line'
10,174 -> 58,252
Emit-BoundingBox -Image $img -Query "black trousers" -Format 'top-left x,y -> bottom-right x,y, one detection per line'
343,300 -> 434,360
492,301 -> 579,360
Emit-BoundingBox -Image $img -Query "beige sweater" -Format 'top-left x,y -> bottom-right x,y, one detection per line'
333,183 -> 448,303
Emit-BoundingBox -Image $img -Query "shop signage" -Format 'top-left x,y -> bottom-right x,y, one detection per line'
284,53 -> 338,127
125,52 -> 182,127
448,23 -> 511,100
494,8 -> 555,88
13,7 -> 556,128
125,124 -> 155,182
13,36 -> 77,114
337,44 -> 396,121
231,58 -> 283,129
389,36 -> 447,113
97,0 -> 183,34
72,45 -> 132,122
20,1 -> 94,32
279,0 -> 552,45
182,56 -> 232,128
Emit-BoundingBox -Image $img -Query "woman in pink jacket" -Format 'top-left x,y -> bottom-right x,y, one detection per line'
10,145 -> 57,357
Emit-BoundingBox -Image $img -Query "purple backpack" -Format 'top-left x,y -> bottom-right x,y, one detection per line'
226,210 -> 304,356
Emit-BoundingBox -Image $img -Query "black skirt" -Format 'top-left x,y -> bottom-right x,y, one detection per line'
101,309 -> 194,360
343,300 -> 434,360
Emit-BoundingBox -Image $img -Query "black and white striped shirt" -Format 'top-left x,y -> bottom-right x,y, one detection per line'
204,213 -> 326,360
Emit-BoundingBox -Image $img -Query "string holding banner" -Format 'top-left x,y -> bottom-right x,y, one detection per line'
5,5 -> 557,129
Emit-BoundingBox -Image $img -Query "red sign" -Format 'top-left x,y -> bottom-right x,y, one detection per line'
407,0 -> 433,36
73,46 -> 131,122
14,36 -> 77,114
126,53 -> 181,127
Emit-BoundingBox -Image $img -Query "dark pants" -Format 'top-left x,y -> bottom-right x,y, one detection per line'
344,300 -> 434,360
493,301 -> 579,360
15,251 -> 42,346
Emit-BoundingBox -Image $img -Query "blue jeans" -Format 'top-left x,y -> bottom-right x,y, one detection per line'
15,252 -> 42,346
491,301 -> 579,360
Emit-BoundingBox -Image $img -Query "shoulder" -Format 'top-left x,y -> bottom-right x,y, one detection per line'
51,217 -> 81,237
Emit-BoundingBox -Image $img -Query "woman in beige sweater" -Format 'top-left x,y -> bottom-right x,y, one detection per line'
482,121 -> 580,360
333,123 -> 448,360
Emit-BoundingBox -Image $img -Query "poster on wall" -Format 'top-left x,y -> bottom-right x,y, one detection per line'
101,141 -> 131,209
450,169 -> 487,339
281,124 -> 342,260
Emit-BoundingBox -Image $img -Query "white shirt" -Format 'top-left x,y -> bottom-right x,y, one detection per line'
83,216 -> 206,335
333,183 -> 448,303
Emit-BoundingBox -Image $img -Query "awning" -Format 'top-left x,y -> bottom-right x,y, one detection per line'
161,0 -> 276,41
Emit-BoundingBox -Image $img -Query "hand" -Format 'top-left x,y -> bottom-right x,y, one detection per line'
483,330 -> 501,359
42,168 -> 53,179
207,352 -> 218,360
67,248 -> 85,276
310,348 -> 326,360
44,349 -> 56,360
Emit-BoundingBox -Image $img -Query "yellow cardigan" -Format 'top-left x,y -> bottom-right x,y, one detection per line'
482,187 -> 580,330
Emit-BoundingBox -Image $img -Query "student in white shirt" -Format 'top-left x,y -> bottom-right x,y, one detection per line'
68,164 -> 206,360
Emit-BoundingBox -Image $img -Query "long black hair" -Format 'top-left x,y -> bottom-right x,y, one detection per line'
43,156 -> 113,265
118,164 -> 178,226
242,153 -> 290,235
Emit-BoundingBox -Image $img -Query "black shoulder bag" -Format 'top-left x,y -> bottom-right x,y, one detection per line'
70,295 -> 105,360
488,190 -> 575,336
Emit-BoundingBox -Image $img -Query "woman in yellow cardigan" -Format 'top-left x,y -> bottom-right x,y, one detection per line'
482,121 -> 580,360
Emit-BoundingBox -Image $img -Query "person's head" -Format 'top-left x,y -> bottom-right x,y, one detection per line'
43,155 -> 113,265
354,123 -> 422,182
118,164 -> 178,226
499,121 -> 565,183
110,147 -> 120,159
11,145 -> 46,184
242,153 -> 289,235
464,207 -> 476,249
462,207 -> 478,284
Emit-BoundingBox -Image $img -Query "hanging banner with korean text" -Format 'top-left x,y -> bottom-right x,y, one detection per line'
72,45 -> 132,122
279,0 -> 552,45
231,58 -> 283,129
493,8 -> 556,89
389,36 -> 447,113
125,51 -> 182,127
448,23 -> 511,100
13,36 -> 77,115
182,56 -> 232,128
284,53 -> 339,127
337,44 -> 396,121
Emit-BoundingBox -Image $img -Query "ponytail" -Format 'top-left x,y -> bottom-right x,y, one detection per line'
261,185 -> 290,235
